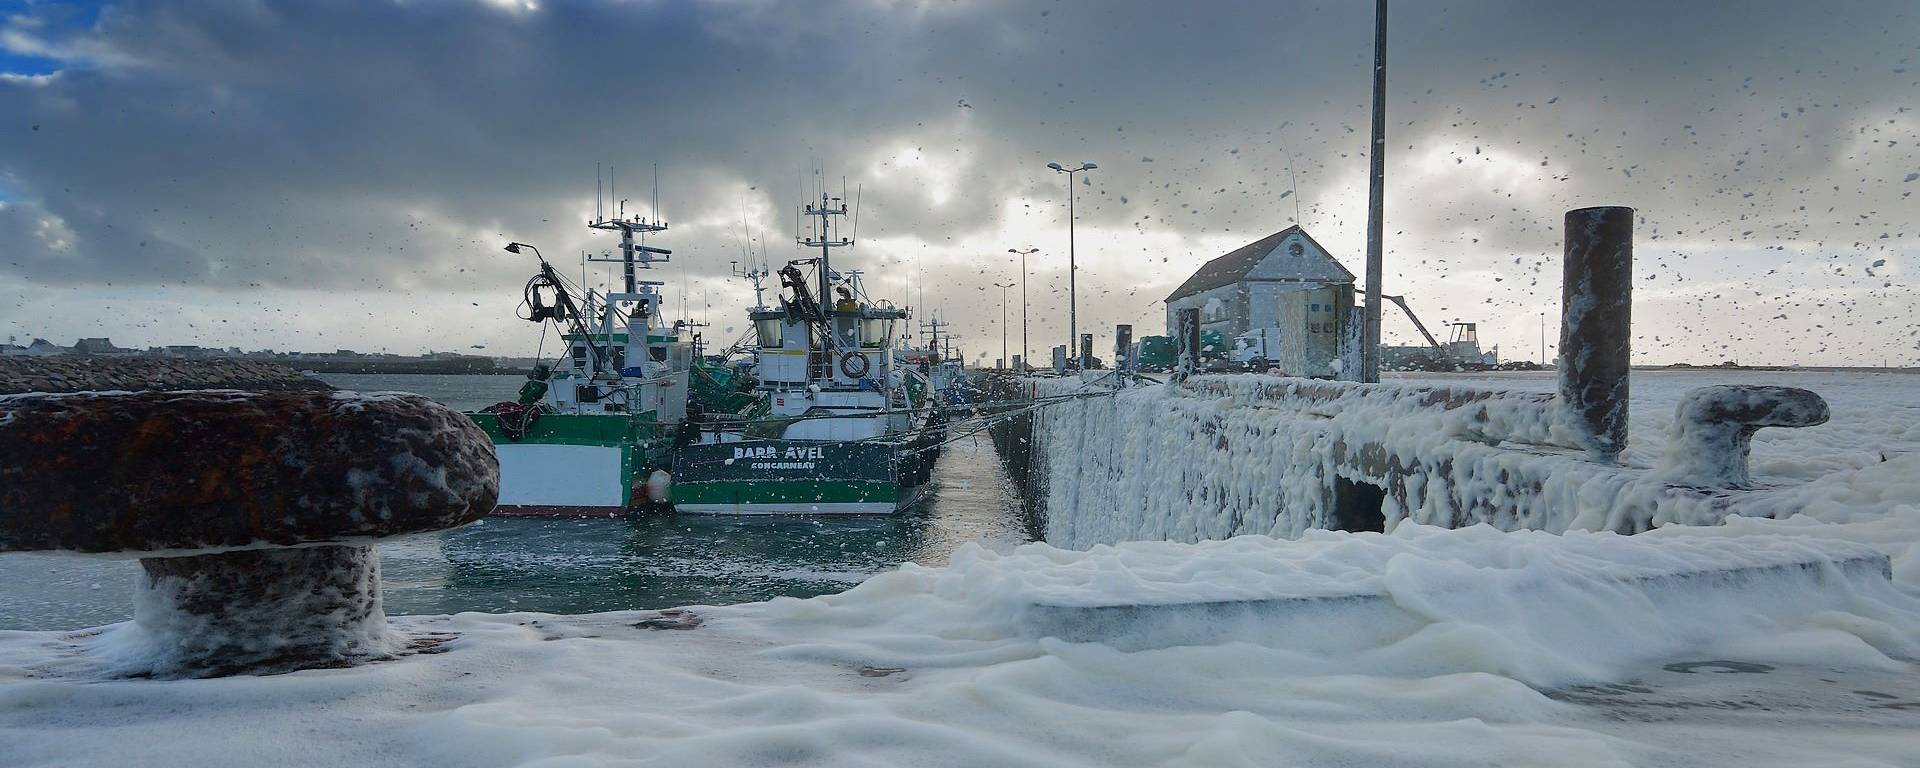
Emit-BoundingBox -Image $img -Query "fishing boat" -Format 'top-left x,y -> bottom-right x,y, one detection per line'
467,205 -> 692,516
668,190 -> 945,515
917,315 -> 974,407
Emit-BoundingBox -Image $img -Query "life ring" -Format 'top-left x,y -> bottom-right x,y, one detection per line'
840,351 -> 871,378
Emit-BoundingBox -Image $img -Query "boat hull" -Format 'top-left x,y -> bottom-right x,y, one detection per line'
467,411 -> 668,516
670,438 -> 933,516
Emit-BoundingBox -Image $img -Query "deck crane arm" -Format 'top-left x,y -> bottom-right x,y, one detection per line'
1380,294 -> 1447,358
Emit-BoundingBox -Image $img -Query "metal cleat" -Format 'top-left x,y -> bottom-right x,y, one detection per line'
1661,385 -> 1830,488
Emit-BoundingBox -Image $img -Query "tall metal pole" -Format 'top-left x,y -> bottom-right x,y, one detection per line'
1361,0 -> 1388,383
1010,247 -> 1038,371
1048,163 -> 1095,369
1067,176 -> 1077,369
994,282 -> 1015,369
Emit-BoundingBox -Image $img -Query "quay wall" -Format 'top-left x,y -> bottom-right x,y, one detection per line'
989,373 -> 1819,551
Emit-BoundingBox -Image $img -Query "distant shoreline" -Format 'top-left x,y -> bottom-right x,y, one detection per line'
1390,366 -> 1919,375
1639,365 -> 1916,374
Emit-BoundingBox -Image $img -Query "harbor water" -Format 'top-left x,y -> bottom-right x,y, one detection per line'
0,374 -> 1031,630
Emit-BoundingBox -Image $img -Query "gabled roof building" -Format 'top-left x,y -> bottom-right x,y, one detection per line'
1164,226 -> 1354,308
1163,226 -> 1359,377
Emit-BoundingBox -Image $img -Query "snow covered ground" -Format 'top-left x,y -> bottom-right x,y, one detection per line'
4,525 -> 1917,766
2,370 -> 1917,766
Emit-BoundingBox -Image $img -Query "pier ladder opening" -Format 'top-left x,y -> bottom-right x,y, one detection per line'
1332,477 -> 1386,533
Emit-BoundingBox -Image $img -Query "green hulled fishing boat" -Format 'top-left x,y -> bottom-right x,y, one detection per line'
669,190 -> 945,515
467,204 -> 692,515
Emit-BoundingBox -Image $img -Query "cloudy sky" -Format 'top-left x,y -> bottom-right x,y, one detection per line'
2,0 -> 1915,366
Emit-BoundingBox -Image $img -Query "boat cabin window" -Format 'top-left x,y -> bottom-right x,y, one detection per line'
755,318 -> 783,348
571,343 -> 587,369
668,343 -> 692,372
834,316 -> 859,348
860,317 -> 891,349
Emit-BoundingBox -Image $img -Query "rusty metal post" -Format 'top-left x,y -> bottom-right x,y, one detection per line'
1114,324 -> 1133,372
1361,0 -> 1388,383
1559,206 -> 1634,460
1079,333 -> 1095,370
1174,308 -> 1201,383
0,391 -> 498,678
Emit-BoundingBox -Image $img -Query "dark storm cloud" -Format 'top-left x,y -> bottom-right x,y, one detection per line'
0,0 -> 1914,363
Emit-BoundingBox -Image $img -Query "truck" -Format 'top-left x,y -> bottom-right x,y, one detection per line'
1136,331 -> 1227,373
1136,335 -> 1176,371
1230,328 -> 1284,369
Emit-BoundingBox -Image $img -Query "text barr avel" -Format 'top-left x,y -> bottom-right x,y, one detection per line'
732,445 -> 827,460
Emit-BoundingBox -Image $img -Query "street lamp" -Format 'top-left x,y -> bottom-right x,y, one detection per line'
1047,161 -> 1096,369
1007,247 -> 1038,370
504,241 -> 544,261
1540,311 -> 1547,366
993,281 -> 1016,369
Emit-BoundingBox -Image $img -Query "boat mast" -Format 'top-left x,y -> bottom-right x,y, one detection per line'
586,169 -> 675,371
589,210 -> 671,293
732,260 -> 771,310
919,315 -> 948,364
799,192 -> 851,299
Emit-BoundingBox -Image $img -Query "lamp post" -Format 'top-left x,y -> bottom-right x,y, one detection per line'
1046,162 -> 1096,369
993,281 -> 1015,369
1007,247 -> 1037,370
1540,311 -> 1547,365
503,241 -> 544,261
1361,0 -> 1388,382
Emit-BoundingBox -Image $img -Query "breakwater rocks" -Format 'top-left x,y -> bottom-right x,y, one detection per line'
0,357 -> 331,394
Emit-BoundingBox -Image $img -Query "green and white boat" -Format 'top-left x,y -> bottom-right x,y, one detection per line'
669,191 -> 944,515
467,208 -> 692,516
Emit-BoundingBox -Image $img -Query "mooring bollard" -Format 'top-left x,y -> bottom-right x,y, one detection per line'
1174,307 -> 1201,382
0,391 -> 498,678
1559,206 -> 1634,461
1660,385 -> 1830,487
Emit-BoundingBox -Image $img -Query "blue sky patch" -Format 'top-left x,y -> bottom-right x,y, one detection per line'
1,0 -> 106,75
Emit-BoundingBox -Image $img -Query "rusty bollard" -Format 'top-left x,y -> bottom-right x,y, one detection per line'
0,391 -> 498,678
1659,385 -> 1830,488
1559,206 -> 1634,462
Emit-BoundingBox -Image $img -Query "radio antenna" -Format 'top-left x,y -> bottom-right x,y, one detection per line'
1277,122 -> 1304,226
851,183 -> 862,245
